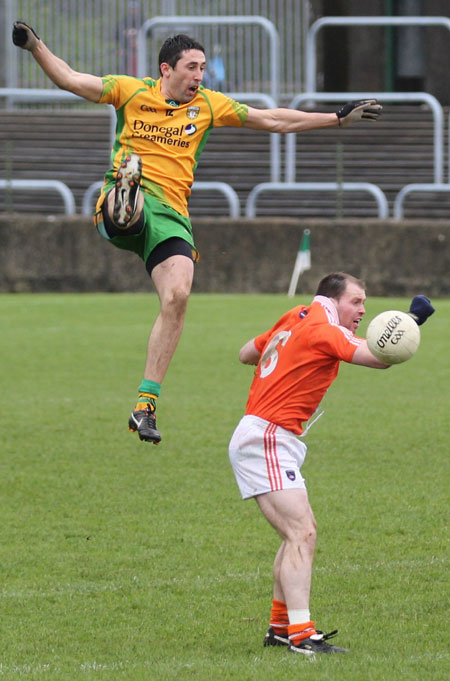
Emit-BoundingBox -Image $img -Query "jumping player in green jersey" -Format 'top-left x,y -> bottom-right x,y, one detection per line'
12,20 -> 382,444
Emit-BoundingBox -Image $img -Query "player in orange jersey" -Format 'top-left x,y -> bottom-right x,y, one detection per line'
229,272 -> 434,655
13,22 -> 382,445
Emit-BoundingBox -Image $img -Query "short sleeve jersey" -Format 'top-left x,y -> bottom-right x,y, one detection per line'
245,296 -> 364,434
99,75 -> 248,216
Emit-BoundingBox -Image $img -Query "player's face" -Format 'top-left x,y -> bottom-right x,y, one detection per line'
161,49 -> 206,103
334,283 -> 366,332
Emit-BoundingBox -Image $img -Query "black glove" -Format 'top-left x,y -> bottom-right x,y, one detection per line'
12,20 -> 40,51
336,99 -> 382,127
408,295 -> 435,326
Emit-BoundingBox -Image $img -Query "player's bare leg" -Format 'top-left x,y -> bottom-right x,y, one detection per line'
146,254 -> 194,383
257,489 -> 348,654
128,255 -> 193,444
257,489 -> 316,610
272,541 -> 287,602
258,489 -> 315,646
263,542 -> 291,646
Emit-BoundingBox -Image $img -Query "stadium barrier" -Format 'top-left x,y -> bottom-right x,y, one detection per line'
242,91 -> 443,219
1,214 -> 448,297
246,182 -> 389,219
226,94 -> 281,183
137,15 -> 280,104
286,92 -> 444,184
0,89 -> 116,145
394,183 -> 450,219
0,179 -> 75,214
1,88 -> 270,217
393,111 -> 450,219
82,180 -> 241,218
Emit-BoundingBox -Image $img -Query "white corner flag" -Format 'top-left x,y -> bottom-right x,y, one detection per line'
288,229 -> 311,297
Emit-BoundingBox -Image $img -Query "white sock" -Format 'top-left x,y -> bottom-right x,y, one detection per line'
288,608 -> 311,625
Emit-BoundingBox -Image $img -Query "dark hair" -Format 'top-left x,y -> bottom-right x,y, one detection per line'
158,34 -> 205,74
315,272 -> 365,300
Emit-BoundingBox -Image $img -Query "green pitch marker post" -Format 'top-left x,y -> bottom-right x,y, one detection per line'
288,228 -> 311,297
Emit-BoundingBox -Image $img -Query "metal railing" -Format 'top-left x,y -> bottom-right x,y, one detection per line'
0,87 -> 269,217
393,112 -> 450,219
137,15 -> 280,104
0,88 -> 116,146
285,92 -> 444,185
82,180 -> 241,217
6,0 -> 308,97
305,16 -> 450,94
245,181 -> 389,219
0,88 -> 115,215
0,179 -> 75,214
187,182 -> 240,217
393,182 -> 450,219
226,93 -> 280,183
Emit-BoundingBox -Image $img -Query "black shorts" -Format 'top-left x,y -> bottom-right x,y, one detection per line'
145,237 -> 194,275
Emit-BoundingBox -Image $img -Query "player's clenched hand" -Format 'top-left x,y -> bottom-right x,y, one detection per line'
12,21 -> 40,51
336,99 -> 382,127
408,295 -> 435,326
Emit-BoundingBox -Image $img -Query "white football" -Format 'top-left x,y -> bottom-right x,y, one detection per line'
366,310 -> 421,364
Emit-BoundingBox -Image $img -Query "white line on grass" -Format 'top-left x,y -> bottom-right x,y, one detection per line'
2,651 -> 449,676
314,556 -> 448,574
0,556 -> 447,601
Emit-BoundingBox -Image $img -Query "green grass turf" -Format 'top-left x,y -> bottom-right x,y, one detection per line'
0,293 -> 448,681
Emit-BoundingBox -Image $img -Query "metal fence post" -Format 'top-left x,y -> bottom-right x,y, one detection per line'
285,92 -> 443,185
137,15 -> 280,105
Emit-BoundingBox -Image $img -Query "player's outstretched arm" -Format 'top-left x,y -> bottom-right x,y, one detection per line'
243,99 -> 382,133
12,21 -> 102,102
239,339 -> 261,365
351,341 -> 390,369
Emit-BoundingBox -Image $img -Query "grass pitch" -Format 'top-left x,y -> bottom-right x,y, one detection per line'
0,293 -> 448,681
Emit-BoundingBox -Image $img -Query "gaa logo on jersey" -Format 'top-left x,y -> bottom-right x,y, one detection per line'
286,470 -> 296,481
186,106 -> 200,120
185,124 -> 197,136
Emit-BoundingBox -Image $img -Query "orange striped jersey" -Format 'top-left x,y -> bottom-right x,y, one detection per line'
98,75 -> 248,216
245,296 -> 364,434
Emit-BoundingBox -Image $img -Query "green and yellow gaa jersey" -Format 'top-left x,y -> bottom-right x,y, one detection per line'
98,75 -> 248,216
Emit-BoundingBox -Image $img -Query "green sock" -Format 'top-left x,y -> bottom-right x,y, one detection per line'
138,379 -> 161,397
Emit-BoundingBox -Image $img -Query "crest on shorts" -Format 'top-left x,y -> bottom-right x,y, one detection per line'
186,106 -> 200,120
286,470 -> 296,481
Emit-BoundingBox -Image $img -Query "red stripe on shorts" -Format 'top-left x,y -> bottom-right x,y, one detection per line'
264,423 -> 283,491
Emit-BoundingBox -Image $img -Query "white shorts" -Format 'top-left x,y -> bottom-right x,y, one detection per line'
228,415 -> 307,499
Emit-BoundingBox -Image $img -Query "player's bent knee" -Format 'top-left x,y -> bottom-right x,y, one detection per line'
286,521 -> 316,548
162,285 -> 190,310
